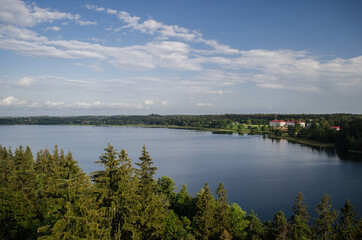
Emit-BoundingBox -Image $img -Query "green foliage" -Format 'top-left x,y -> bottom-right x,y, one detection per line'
335,200 -> 359,240
162,210 -> 190,240
229,203 -> 248,240
158,176 -> 177,204
193,182 -> 216,240
1,144 -> 361,239
134,145 -> 167,239
214,182 -> 232,238
245,210 -> 264,240
314,194 -> 339,240
289,192 -> 311,240
272,210 -> 288,240
173,184 -> 195,220
0,189 -> 38,240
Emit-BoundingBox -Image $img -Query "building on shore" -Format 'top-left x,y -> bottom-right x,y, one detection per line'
270,120 -> 306,128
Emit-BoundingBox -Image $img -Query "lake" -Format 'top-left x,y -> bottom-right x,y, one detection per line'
1,125 -> 361,221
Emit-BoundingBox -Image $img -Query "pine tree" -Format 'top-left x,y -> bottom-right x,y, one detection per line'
38,151 -> 100,239
157,176 -> 177,205
13,146 -> 37,200
193,182 -> 216,240
289,192 -> 311,240
111,149 -> 138,240
91,143 -> 123,239
173,184 -> 194,219
0,145 -> 15,188
335,199 -> 358,240
229,203 -> 248,240
215,182 -> 231,238
134,145 -> 166,239
245,210 -> 264,240
0,146 -> 37,239
314,194 -> 339,240
272,210 -> 287,240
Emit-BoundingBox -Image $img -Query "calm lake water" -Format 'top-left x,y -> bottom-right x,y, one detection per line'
1,125 -> 361,221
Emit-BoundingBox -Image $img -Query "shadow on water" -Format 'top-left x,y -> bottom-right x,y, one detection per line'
264,135 -> 362,162
211,130 -> 233,135
337,150 -> 362,162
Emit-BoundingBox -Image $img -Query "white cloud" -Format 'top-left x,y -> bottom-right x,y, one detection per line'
17,76 -> 34,86
106,9 -> 117,15
196,102 -> 216,107
0,96 -> 26,106
77,20 -> 97,26
0,2 -> 361,98
45,100 -> 65,107
208,90 -> 224,95
0,0 -> 79,27
89,5 -> 238,55
144,100 -> 154,105
30,102 -> 41,108
71,101 -> 143,109
45,26 -> 61,31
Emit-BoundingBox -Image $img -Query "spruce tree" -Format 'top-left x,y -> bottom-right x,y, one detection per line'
112,149 -> 138,239
229,203 -> 248,240
91,144 -> 123,239
0,146 -> 37,239
272,210 -> 287,240
193,182 -> 216,240
215,182 -> 231,238
314,194 -> 339,240
38,151 -> 100,239
157,176 -> 177,205
245,210 -> 264,240
289,192 -> 311,240
134,145 -> 166,239
335,200 -> 358,240
173,184 -> 194,219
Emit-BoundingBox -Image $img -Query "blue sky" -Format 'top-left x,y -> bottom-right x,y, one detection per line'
0,0 -> 361,116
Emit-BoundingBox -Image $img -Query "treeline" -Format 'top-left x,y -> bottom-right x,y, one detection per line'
0,113 -> 360,128
281,118 -> 362,152
1,145 -> 361,239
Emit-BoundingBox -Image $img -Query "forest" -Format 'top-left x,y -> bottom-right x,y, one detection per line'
0,144 -> 361,240
0,113 -> 360,127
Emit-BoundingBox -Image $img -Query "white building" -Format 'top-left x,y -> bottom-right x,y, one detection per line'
270,120 -> 305,127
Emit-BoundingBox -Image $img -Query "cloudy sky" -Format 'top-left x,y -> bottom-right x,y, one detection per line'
0,0 -> 361,116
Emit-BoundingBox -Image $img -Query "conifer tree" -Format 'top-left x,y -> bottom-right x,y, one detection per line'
13,146 -> 37,200
314,194 -> 339,240
289,192 -> 311,240
111,149 -> 138,239
0,145 -> 15,188
38,151 -> 100,239
157,176 -> 177,204
245,210 -> 264,240
272,210 -> 287,240
229,203 -> 248,240
193,182 -> 216,240
173,184 -> 194,219
335,199 -> 358,239
134,145 -> 166,239
215,182 -> 231,238
0,146 -> 37,240
91,143 -> 122,239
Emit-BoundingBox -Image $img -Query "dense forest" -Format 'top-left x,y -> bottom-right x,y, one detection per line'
1,144 -> 361,239
0,114 -> 360,127
1,113 -> 361,153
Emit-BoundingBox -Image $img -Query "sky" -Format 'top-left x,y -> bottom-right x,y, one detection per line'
0,0 -> 361,116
